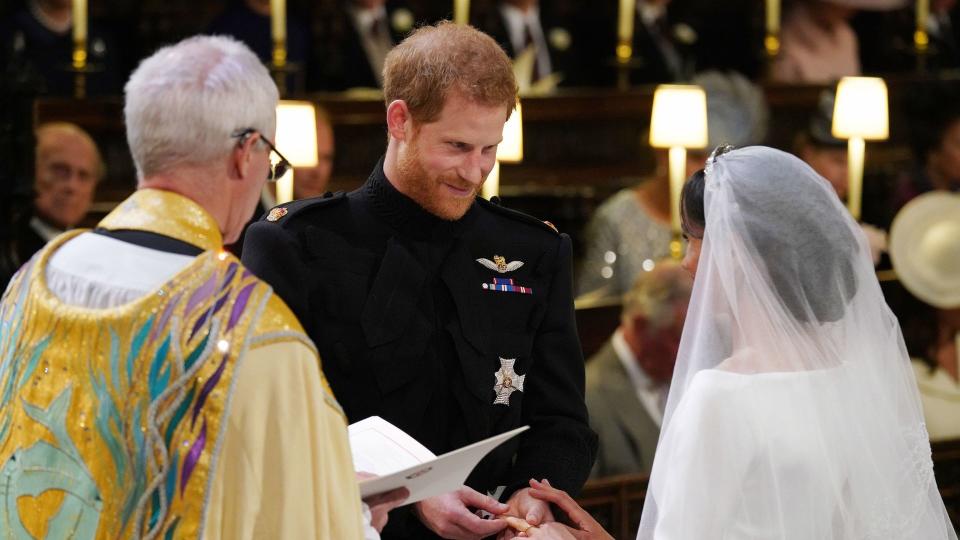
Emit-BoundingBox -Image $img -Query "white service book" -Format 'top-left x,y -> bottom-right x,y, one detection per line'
349,416 -> 528,504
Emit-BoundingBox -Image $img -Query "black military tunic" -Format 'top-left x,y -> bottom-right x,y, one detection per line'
242,159 -> 597,539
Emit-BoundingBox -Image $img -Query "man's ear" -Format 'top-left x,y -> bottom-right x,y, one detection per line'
231,132 -> 259,181
386,100 -> 412,142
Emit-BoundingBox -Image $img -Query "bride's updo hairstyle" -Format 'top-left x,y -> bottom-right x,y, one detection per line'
680,145 -> 859,324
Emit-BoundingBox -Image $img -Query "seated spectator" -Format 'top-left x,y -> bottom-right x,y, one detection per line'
890,191 -> 960,441
773,0 -> 911,84
477,0 -> 577,89
586,260 -> 693,478
908,302 -> 960,441
894,87 -> 960,213
771,0 -> 907,84
577,70 -> 767,298
771,0 -> 861,84
3,121 -> 102,290
0,0 -> 122,95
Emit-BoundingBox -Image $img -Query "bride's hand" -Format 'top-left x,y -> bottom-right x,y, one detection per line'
522,479 -> 613,540
517,522 -> 580,539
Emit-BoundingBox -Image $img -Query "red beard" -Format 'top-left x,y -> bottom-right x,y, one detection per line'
396,139 -> 478,221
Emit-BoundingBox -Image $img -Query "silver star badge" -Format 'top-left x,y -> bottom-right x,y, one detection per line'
477,255 -> 524,273
493,357 -> 525,405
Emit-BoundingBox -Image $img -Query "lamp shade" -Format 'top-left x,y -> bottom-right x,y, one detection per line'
275,100 -> 319,167
832,77 -> 889,140
498,102 -> 523,163
649,85 -> 708,149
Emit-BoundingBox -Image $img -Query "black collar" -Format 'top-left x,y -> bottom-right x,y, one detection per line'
92,228 -> 204,256
361,156 -> 477,240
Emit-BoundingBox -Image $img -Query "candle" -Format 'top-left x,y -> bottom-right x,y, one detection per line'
271,0 -> 286,44
72,0 -> 87,44
617,0 -> 636,46
454,0 -> 469,25
765,0 -> 780,36
916,0 -> 930,50
764,0 -> 780,56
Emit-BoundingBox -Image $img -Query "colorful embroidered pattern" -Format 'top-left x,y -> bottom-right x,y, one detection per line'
0,234 -> 267,539
481,277 -> 533,295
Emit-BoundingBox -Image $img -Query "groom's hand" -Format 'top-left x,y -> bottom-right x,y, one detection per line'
497,487 -> 555,539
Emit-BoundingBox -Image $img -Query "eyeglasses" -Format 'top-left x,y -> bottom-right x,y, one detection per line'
231,128 -> 292,182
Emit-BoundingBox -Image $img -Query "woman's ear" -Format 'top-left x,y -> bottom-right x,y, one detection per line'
386,100 -> 412,142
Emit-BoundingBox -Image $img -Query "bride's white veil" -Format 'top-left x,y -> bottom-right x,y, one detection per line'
636,146 -> 956,539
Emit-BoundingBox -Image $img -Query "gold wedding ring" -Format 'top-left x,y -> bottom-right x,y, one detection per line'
502,515 -> 535,533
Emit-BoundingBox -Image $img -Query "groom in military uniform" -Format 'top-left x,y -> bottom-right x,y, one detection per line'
243,21 -> 596,540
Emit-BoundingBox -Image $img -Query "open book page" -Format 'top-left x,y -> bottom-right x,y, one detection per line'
349,416 -> 437,476
349,416 -> 529,504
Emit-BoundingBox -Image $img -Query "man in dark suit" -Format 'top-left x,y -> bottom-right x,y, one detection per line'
243,21 -> 596,540
586,260 -> 692,478
309,0 -> 415,90
478,0 -> 578,87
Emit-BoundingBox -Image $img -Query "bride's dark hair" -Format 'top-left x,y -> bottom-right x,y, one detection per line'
681,145 -> 734,238
681,170 -> 707,238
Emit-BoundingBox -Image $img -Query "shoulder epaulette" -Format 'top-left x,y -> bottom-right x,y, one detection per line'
475,196 -> 561,235
261,191 -> 346,226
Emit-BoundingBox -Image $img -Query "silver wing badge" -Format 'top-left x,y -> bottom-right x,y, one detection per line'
476,255 -> 524,273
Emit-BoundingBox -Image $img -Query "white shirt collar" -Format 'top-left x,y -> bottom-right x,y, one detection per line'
612,328 -> 666,426
30,215 -> 64,243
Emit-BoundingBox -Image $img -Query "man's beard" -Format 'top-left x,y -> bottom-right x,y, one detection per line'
396,139 -> 478,221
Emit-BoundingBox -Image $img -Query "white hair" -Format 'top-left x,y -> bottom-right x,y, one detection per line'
124,35 -> 278,179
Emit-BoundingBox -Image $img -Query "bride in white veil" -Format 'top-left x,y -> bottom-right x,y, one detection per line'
633,145 -> 957,539
512,145 -> 955,540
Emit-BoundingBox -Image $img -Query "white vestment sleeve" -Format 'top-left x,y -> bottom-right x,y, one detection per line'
203,340 -> 367,539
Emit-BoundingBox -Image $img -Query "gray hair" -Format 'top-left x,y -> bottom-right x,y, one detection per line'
622,260 -> 693,328
124,35 -> 278,179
